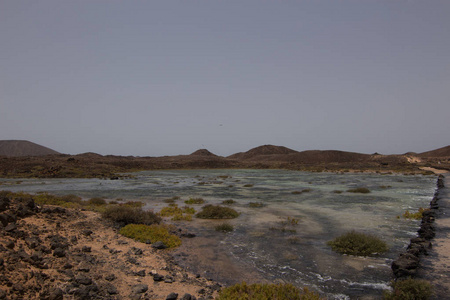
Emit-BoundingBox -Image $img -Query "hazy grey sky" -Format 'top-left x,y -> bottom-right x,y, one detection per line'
1,1 -> 449,156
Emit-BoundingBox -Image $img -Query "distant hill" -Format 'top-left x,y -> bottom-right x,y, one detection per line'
228,145 -> 298,160
0,140 -> 60,157
228,145 -> 371,163
418,145 -> 450,157
190,149 -> 218,157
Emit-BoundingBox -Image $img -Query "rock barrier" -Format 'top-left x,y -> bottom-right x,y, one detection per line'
391,174 -> 445,279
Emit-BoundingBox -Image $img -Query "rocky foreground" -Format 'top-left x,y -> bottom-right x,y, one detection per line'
0,195 -> 220,299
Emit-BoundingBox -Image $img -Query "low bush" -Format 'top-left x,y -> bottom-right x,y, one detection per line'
248,202 -> 264,208
243,184 -> 254,187
184,197 -> 205,205
87,197 -> 107,206
402,207 -> 429,220
102,205 -> 161,226
159,204 -> 195,221
121,200 -> 144,208
222,199 -> 236,205
215,223 -> 234,232
196,205 -> 239,219
216,282 -> 323,300
32,192 -> 82,208
327,231 -> 388,256
347,187 -> 371,194
383,278 -> 433,300
119,224 -> 181,248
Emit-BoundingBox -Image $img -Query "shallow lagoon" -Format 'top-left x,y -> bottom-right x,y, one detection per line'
1,170 -> 437,299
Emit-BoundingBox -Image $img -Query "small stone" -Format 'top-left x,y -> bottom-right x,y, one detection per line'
81,229 -> 93,236
53,248 -> 66,258
48,288 -> 64,300
75,275 -> 93,286
4,223 -> 17,232
5,241 -> 15,249
181,294 -> 195,300
77,262 -> 90,272
135,270 -> 146,277
63,262 -> 73,269
166,292 -> 178,300
130,247 -> 143,255
153,273 -> 164,282
152,241 -> 168,249
105,283 -> 118,295
105,274 -> 116,281
131,284 -> 148,294
81,246 -> 91,253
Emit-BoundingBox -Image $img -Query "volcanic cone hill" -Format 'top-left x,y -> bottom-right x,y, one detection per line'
419,145 -> 450,158
0,140 -> 60,157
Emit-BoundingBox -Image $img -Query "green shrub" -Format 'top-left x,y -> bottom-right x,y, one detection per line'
121,200 -> 144,208
248,202 -> 264,208
347,187 -> 371,193
185,197 -> 205,205
32,192 -> 82,208
196,205 -> 239,219
243,184 -> 254,187
222,199 -> 236,205
159,204 -> 195,221
328,231 -> 388,256
383,278 -> 433,300
87,197 -> 107,206
215,223 -> 234,232
402,207 -> 429,220
216,282 -> 323,300
102,205 -> 161,226
119,224 -> 181,248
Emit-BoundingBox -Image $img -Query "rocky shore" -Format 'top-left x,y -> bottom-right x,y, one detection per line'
0,194 -> 220,299
391,174 -> 446,279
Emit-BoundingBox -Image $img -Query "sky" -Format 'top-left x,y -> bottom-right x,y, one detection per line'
1,1 -> 449,157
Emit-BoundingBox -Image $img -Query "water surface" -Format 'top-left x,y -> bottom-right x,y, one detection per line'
1,170 -> 436,299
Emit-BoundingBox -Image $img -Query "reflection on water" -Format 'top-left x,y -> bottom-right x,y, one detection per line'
1,170 -> 436,299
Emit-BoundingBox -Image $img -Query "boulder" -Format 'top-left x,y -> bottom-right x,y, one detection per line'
392,253 -> 420,278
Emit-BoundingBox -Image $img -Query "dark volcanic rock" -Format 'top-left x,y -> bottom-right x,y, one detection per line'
4,222 -> 17,232
53,248 -> 66,258
166,292 -> 179,300
0,197 -> 10,212
392,252 -> 420,278
153,273 -> 165,282
181,294 -> 196,300
48,287 -> 64,300
131,284 -> 148,294
75,274 -> 93,286
152,241 -> 168,249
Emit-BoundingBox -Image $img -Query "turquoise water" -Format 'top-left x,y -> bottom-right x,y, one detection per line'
1,170 -> 437,299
